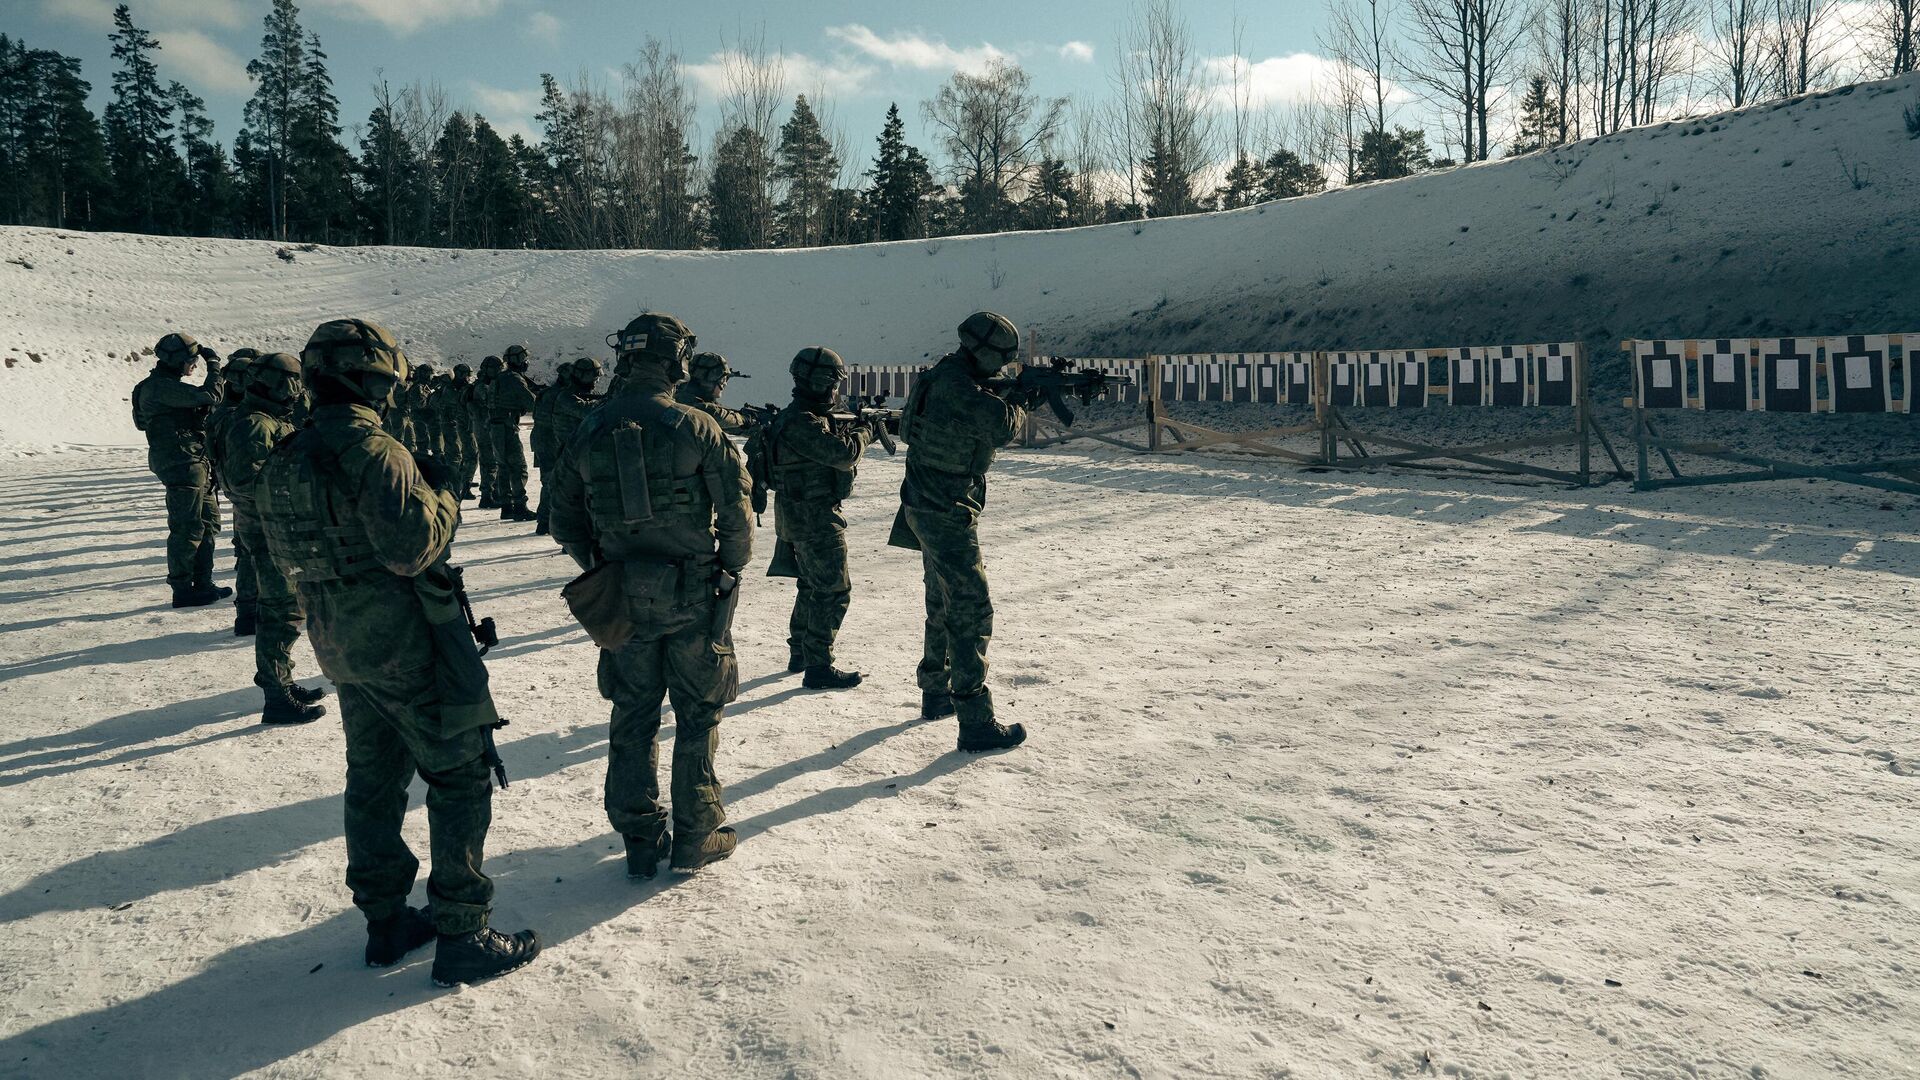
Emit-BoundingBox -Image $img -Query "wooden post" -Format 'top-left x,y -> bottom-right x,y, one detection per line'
1314,350 -> 1334,465
1575,344 -> 1592,486
1633,403 -> 1651,487
1146,356 -> 1163,451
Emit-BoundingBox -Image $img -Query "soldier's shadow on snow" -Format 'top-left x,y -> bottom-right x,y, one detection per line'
0,713 -> 967,1079
0,687 -> 262,787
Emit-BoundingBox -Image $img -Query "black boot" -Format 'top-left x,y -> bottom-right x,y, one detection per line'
670,827 -> 738,874
803,665 -> 863,690
431,927 -> 541,987
261,684 -> 326,725
504,499 -> 537,523
955,689 -> 1025,753
787,650 -> 805,674
920,691 -> 956,720
233,607 -> 257,636
365,906 -> 435,968
477,490 -> 498,509
533,520 -> 550,536
624,830 -> 671,880
172,584 -> 233,608
288,682 -> 329,705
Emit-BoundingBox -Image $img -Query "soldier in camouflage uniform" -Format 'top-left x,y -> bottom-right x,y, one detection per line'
674,352 -> 757,435
531,358 -> 603,537
765,347 -> 869,689
257,318 -> 540,986
208,348 -> 259,633
217,352 -> 327,725
888,312 -> 1030,752
489,345 -> 538,522
469,356 -> 502,508
402,364 -> 437,456
131,332 -> 233,608
549,312 -> 751,878
446,363 -> 480,500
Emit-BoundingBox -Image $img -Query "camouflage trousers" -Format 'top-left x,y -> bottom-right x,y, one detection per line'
903,505 -> 994,701
340,667 -> 495,936
534,466 -> 553,531
487,422 -> 527,502
781,514 -> 852,670
233,511 -> 304,689
232,518 -> 257,618
159,477 -> 220,589
455,423 -> 480,494
598,598 -> 737,839
474,419 -> 499,500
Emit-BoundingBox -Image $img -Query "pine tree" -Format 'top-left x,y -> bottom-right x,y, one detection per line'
1509,75 -> 1560,155
105,5 -> 184,232
469,115 -> 532,248
707,124 -> 772,250
0,38 -> 109,229
858,103 -> 937,242
773,95 -> 837,247
1021,157 -> 1079,229
1141,127 -> 1199,218
1350,127 -> 1431,183
356,90 -> 427,245
1257,147 -> 1328,201
1213,154 -> 1266,209
431,112 -> 476,246
288,30 -> 354,241
243,0 -> 306,239
171,82 -> 239,236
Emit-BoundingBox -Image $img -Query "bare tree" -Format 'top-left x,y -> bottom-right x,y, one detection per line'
1529,0 -> 1585,140
1323,0 -> 1399,149
1707,0 -> 1764,105
1862,0 -> 1918,73
713,25 -> 784,248
1110,0 -> 1215,215
622,37 -> 700,249
1768,0 -> 1839,94
922,57 -> 1066,231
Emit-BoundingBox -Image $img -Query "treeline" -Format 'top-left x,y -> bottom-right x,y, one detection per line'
2,0 -> 1914,249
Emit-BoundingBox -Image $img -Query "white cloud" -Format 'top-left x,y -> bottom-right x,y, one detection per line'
40,0 -> 247,28
1058,41 -> 1096,63
38,0 -> 119,27
825,24 -> 1008,74
156,29 -> 253,94
526,11 -> 562,45
1201,52 -> 1416,110
685,50 -> 875,102
310,0 -> 503,34
468,82 -> 541,117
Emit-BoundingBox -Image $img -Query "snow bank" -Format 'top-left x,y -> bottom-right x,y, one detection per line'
4,75 -> 1918,452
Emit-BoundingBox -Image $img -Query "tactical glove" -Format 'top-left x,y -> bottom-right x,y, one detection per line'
413,452 -> 453,490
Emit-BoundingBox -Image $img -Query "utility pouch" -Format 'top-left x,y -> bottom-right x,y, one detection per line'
887,505 -> 920,551
562,560 -> 635,650
613,424 -> 653,523
414,564 -> 502,737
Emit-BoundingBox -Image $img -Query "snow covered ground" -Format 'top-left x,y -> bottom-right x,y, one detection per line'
2,445 -> 1917,1079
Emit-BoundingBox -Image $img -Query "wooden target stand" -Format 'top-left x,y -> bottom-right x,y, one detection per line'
1021,351 -> 1627,487
1627,337 -> 1920,496
1322,347 -> 1627,487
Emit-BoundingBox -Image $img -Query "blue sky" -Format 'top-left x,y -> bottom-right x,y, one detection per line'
10,0 -> 1346,164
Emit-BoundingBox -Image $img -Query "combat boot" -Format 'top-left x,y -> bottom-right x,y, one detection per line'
533,520 -> 550,536
921,691 -> 956,720
955,689 -> 1025,753
802,665 -> 863,690
477,492 -> 498,509
503,499 -> 537,522
787,650 -> 805,674
430,926 -> 542,987
670,827 -> 738,874
261,684 -> 326,725
233,607 -> 257,636
365,905 -> 435,968
623,830 -> 671,880
288,682 -> 329,705
171,583 -> 234,608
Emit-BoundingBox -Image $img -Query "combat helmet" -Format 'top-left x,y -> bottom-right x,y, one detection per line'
789,346 -> 846,401
609,312 -> 693,361
572,356 -> 604,383
503,344 -> 530,372
154,332 -> 201,371
478,355 -> 503,378
688,351 -> 731,388
453,362 -> 473,379
301,319 -> 408,407
412,362 -> 437,381
957,311 -> 1020,375
247,351 -> 305,407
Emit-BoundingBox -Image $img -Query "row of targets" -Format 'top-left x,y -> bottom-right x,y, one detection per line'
1630,336 -> 1917,413
1152,344 -> 1586,408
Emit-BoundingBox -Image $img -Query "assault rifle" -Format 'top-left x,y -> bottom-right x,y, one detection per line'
742,402 -> 781,428
741,402 -> 898,454
985,357 -> 1133,426
450,565 -> 510,789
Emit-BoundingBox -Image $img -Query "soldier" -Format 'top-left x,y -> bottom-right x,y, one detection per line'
549,312 -> 751,878
403,364 -> 438,456
257,318 -> 540,986
531,357 -> 603,537
469,356 -> 501,508
489,345 -> 537,522
675,352 -> 757,435
208,348 -> 260,634
764,347 -> 869,689
131,332 -> 233,609
447,363 -> 480,500
888,312 -> 1030,753
218,352 -> 328,725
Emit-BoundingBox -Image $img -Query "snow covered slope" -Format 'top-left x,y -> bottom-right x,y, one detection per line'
3,74 -> 1918,452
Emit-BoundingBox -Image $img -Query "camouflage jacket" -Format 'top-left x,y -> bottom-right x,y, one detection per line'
673,383 -> 754,436
489,370 -> 537,423
898,353 -> 1024,515
218,400 -> 297,514
131,365 -> 225,485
